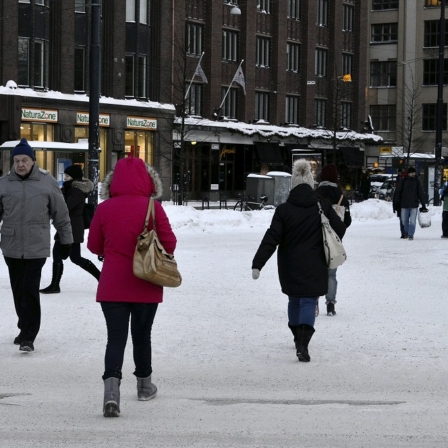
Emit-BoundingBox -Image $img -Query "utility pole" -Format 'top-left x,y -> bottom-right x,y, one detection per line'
88,1 -> 101,207
434,0 -> 446,206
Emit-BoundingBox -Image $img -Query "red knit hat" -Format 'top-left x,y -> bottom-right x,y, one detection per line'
320,164 -> 338,183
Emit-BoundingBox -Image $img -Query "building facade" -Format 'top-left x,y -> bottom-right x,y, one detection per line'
0,0 -> 174,196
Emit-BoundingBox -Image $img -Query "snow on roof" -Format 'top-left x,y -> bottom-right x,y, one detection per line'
175,116 -> 383,143
0,85 -> 175,112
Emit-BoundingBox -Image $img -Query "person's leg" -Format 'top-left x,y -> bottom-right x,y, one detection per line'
442,211 -> 448,237
4,257 -> 26,337
408,208 -> 418,238
399,215 -> 406,237
40,242 -> 64,293
70,244 -> 101,280
292,297 -> 317,362
401,208 -> 410,236
101,302 -> 131,380
130,303 -> 159,379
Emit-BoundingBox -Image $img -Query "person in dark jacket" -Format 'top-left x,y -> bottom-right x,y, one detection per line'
359,168 -> 371,200
40,164 -> 100,294
394,166 -> 427,240
392,169 -> 406,238
252,160 -> 346,363
0,138 -> 73,352
315,164 -> 351,316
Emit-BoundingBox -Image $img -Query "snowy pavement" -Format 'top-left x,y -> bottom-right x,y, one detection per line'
1,200 -> 447,447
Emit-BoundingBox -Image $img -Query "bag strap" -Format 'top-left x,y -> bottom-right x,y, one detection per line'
337,195 -> 343,206
142,197 -> 155,233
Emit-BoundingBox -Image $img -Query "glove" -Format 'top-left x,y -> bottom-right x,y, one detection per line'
252,268 -> 260,280
60,244 -> 72,260
419,206 -> 428,213
98,256 -> 104,262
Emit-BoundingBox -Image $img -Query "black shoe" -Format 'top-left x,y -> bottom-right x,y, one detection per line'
401,233 -> 408,239
19,341 -> 34,352
326,302 -> 336,316
297,345 -> 310,362
14,335 -> 22,345
409,236 -> 414,240
441,235 -> 448,239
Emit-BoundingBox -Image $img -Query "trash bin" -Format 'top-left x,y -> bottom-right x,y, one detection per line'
245,174 -> 275,206
267,171 -> 292,206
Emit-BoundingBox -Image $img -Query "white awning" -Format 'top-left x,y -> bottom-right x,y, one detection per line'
0,140 -> 91,152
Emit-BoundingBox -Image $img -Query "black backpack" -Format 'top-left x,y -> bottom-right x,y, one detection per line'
82,203 -> 95,229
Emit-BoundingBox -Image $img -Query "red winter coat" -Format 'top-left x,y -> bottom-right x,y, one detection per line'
87,158 -> 177,303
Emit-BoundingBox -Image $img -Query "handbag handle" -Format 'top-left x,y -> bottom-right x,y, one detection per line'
337,195 -> 343,206
142,197 -> 156,233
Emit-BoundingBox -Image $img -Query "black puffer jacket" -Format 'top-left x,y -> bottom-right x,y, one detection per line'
315,182 -> 352,229
394,175 -> 426,209
252,184 -> 346,297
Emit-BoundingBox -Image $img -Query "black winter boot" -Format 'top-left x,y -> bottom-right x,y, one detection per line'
292,324 -> 315,362
82,260 -> 101,281
326,302 -> 336,316
40,263 -> 63,294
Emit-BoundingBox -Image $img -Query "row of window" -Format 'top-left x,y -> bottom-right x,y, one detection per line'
370,104 -> 448,131
371,21 -> 448,47
372,0 -> 447,10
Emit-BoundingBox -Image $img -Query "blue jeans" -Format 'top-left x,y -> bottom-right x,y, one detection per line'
326,268 -> 337,304
401,208 -> 418,237
288,297 -> 318,327
101,302 -> 158,380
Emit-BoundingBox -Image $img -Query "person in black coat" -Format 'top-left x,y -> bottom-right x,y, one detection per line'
252,159 -> 346,362
392,169 -> 406,238
40,165 -> 101,293
393,166 -> 427,240
315,164 -> 351,316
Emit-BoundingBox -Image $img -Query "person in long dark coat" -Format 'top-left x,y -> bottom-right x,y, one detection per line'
315,163 -> 351,316
252,159 -> 346,362
40,164 -> 100,294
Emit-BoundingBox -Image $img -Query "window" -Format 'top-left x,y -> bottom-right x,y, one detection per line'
370,61 -> 397,87
35,0 -> 45,5
424,21 -> 448,47
425,0 -> 442,6
371,24 -> 398,43
34,40 -> 45,88
317,0 -> 328,26
315,48 -> 327,77
140,0 -> 147,24
286,95 -> 300,124
422,104 -> 447,130
315,99 -> 326,127
186,83 -> 203,116
256,37 -> 270,67
341,102 -> 352,129
186,23 -> 203,56
288,0 -> 300,19
370,105 -> 396,131
372,0 -> 399,10
126,0 -> 135,22
423,59 -> 448,85
257,0 -> 270,14
18,38 -> 30,87
343,5 -> 354,32
125,54 -> 135,96
75,0 -> 86,13
74,47 -> 85,91
223,30 -> 238,62
342,53 -> 353,76
255,92 -> 269,121
287,43 -> 300,72
137,55 -> 146,98
221,87 -> 238,119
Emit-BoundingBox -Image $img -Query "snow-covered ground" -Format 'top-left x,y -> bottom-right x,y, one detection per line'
1,199 -> 447,447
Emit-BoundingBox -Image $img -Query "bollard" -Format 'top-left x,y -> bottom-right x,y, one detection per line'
202,196 -> 210,210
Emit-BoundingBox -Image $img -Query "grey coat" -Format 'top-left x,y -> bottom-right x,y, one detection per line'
0,164 -> 73,259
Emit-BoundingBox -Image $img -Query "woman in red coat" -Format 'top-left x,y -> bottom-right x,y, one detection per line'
88,157 -> 177,417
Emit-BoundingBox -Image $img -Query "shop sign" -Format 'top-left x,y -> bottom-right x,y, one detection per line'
127,116 -> 157,130
76,112 -> 110,127
22,108 -> 58,122
379,146 -> 392,155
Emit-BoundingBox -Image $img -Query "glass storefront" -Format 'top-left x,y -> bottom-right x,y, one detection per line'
125,130 -> 153,164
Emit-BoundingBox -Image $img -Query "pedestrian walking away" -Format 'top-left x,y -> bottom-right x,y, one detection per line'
394,167 -> 427,240
0,138 -> 73,352
40,164 -> 100,294
252,159 -> 346,363
315,163 -> 351,316
440,180 -> 448,238
87,157 -> 177,417
392,169 -> 406,238
358,168 -> 371,201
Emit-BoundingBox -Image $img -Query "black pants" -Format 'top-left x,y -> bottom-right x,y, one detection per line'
443,211 -> 448,237
101,302 -> 158,380
5,257 -> 46,342
53,240 -> 90,268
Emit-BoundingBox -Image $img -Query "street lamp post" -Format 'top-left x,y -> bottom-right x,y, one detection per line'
434,0 -> 446,206
88,1 -> 101,208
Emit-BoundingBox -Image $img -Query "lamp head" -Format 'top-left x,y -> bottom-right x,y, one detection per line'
230,6 -> 242,15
